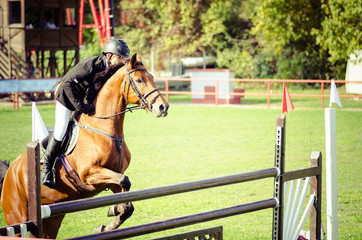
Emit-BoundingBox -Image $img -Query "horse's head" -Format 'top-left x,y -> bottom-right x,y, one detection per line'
123,53 -> 169,118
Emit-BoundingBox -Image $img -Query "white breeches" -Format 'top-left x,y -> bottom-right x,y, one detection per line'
53,101 -> 73,141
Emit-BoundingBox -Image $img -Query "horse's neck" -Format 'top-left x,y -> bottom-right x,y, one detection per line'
80,69 -> 127,138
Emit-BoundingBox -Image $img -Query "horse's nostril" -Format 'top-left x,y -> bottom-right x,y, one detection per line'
159,103 -> 169,113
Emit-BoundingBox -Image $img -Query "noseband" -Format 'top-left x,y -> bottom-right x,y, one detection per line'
124,66 -> 162,110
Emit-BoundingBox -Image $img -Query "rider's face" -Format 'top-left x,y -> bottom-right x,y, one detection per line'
109,54 -> 128,66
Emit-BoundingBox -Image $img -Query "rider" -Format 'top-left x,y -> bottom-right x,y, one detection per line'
40,39 -> 131,189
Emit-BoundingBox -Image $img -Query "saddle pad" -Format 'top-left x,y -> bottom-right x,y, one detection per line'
63,119 -> 79,156
39,119 -> 79,162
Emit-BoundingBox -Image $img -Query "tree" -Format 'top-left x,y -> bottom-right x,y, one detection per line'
252,0 -> 362,79
312,0 -> 362,66
114,0 -> 359,79
116,0 -> 262,77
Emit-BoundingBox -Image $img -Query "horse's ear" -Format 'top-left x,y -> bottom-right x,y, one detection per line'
130,53 -> 137,68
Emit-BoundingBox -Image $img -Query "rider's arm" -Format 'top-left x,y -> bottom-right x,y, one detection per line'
62,57 -> 98,111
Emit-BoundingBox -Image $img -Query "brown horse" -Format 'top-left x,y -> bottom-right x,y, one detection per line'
0,53 -> 169,238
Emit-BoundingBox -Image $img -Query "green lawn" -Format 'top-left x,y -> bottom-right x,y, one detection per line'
0,98 -> 361,239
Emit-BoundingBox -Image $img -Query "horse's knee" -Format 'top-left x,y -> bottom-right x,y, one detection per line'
120,175 -> 131,191
108,202 -> 134,218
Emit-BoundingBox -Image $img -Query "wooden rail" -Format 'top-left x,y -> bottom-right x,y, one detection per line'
43,168 -> 279,217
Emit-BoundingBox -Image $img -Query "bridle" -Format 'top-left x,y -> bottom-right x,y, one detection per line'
124,65 -> 162,110
91,63 -> 162,119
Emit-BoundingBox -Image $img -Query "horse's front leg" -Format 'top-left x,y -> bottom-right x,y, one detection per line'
107,184 -> 133,216
84,166 -> 131,190
85,167 -> 134,233
94,197 -> 134,233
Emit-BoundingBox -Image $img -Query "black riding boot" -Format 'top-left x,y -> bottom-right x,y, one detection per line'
40,137 -> 61,189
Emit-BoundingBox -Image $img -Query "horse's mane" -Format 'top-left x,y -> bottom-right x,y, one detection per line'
85,62 -> 125,104
0,160 -> 10,196
93,62 -> 125,89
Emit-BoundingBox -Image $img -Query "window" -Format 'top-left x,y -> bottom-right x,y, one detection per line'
25,8 -> 40,28
45,8 -> 59,29
9,1 -> 21,24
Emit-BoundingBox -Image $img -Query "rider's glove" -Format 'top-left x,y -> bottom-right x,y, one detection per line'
79,103 -> 95,115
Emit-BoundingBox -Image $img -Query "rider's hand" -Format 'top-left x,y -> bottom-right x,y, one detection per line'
79,103 -> 95,115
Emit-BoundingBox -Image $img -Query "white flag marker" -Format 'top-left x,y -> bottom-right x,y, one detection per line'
329,79 -> 342,108
32,102 -> 49,142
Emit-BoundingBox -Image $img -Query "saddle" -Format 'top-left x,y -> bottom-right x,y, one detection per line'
40,116 -> 79,161
40,113 -> 92,192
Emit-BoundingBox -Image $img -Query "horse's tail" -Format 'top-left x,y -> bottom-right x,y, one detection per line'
0,160 -> 10,197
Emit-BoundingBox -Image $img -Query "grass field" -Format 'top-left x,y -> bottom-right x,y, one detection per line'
0,93 -> 361,239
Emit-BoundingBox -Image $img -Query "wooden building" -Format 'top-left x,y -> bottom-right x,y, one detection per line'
0,0 -> 80,79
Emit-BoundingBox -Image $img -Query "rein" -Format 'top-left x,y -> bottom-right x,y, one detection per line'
90,105 -> 146,119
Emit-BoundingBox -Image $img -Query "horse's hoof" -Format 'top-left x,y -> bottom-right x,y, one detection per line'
107,202 -> 134,217
107,205 -> 117,217
94,225 -> 105,233
121,175 -> 131,191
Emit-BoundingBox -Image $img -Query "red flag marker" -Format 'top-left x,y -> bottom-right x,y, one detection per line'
282,82 -> 294,113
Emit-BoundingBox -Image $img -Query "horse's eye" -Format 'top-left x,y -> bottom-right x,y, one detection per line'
135,78 -> 142,83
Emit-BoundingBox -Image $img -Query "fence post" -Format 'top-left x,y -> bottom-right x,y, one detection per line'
272,114 -> 286,240
27,141 -> 42,238
215,80 -> 219,105
321,82 -> 324,109
165,79 -> 169,102
12,92 -> 19,110
310,151 -> 322,240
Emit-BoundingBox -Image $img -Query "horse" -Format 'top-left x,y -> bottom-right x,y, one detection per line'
0,53 -> 169,238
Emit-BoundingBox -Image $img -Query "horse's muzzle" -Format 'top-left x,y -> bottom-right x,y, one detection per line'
152,101 -> 169,118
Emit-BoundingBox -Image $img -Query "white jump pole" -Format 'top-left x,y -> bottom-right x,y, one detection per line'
291,193 -> 316,240
285,179 -> 303,239
282,181 -> 288,237
283,180 -> 295,237
288,177 -> 311,239
325,108 -> 338,240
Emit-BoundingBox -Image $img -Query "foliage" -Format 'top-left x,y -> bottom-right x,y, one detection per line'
252,0 -> 332,79
252,0 -> 323,54
82,0 -> 362,79
312,0 -> 362,64
116,0 -> 260,78
215,39 -> 274,79
252,0 -> 362,79
79,29 -> 103,58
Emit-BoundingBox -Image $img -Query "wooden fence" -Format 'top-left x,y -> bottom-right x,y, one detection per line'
156,78 -> 362,108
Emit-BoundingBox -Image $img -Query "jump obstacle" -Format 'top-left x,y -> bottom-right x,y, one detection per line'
0,115 -> 322,239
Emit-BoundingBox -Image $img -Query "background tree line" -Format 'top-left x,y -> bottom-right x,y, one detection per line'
83,0 -> 361,80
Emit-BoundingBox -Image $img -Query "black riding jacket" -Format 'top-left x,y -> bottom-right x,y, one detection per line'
56,56 -> 107,111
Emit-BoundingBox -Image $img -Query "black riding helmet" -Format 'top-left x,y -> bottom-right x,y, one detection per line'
103,39 -> 131,59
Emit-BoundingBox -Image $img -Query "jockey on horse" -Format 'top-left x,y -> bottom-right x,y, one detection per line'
41,39 -> 131,189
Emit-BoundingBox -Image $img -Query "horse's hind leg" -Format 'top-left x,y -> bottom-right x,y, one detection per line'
42,215 -> 65,239
94,185 -> 134,233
